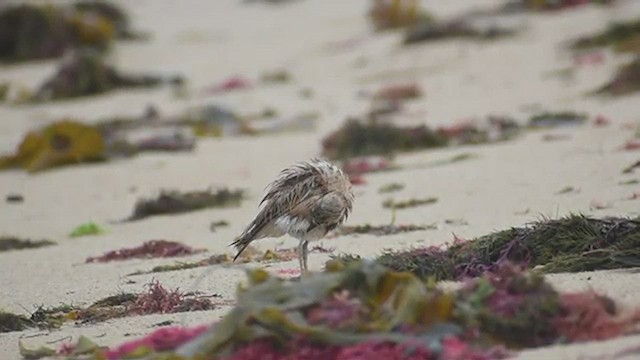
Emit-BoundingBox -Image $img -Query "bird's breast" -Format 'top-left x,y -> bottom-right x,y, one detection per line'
275,215 -> 312,239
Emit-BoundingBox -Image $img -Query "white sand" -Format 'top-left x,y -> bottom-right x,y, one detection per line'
1,0 -> 640,358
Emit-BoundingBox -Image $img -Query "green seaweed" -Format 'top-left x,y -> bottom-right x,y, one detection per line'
572,18 -> 640,53
334,215 -> 640,281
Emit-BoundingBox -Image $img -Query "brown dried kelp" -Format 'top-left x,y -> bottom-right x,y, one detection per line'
572,18 -> 640,54
335,215 -> 640,281
595,57 -> 640,96
0,236 -> 55,252
321,117 -> 447,160
0,312 -> 32,333
332,223 -> 434,237
126,188 -> 244,221
383,196 -> 438,209
0,120 -> 105,173
45,261 -> 640,359
29,50 -> 181,102
86,240 -> 205,263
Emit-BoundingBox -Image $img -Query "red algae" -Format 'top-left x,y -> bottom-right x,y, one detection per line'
86,240 -> 205,263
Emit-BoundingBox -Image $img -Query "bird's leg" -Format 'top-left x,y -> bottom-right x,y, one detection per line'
297,240 -> 309,274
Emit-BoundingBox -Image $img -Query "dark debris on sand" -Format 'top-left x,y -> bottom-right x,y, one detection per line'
0,236 -> 56,252
125,188 -> 245,221
334,215 -> 640,281
383,197 -> 438,209
332,223 -> 435,237
29,50 -> 182,102
85,240 -> 206,263
595,57 -> 640,96
0,312 -> 33,333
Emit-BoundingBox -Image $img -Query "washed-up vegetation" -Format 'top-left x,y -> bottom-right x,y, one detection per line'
501,0 -> 615,12
125,188 -> 245,221
86,240 -> 206,263
332,223 -> 434,237
378,182 -> 405,193
572,18 -> 640,54
0,121 -> 105,173
0,236 -> 55,252
0,312 -> 32,333
367,0 -> 433,32
595,57 -> 640,96
23,281 -> 213,332
334,215 -> 640,281
321,115 -> 521,160
383,197 -> 438,209
69,222 -> 105,238
129,245 -> 334,276
322,117 -> 447,160
27,50 -> 181,102
24,261 -> 640,359
404,18 -> 514,45
528,111 -> 588,128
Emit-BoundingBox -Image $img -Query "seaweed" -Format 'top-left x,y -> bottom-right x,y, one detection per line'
623,160 -> 640,174
595,57 -> 640,96
37,261 -> 640,359
86,240 -> 206,263
0,311 -> 32,333
571,18 -> 640,54
72,1 -> 143,40
334,215 -> 640,281
332,224 -> 434,237
69,222 -> 105,238
36,281 -> 215,326
383,197 -> 438,209
0,120 -> 105,173
125,188 -> 245,221
404,19 -> 514,45
0,237 -> 55,252
528,111 -> 587,128
378,182 -> 405,193
367,0 -> 434,32
0,4 -> 113,63
29,50 -> 180,102
321,117 -> 447,160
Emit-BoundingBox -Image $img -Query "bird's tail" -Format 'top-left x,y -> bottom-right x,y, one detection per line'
230,223 -> 258,262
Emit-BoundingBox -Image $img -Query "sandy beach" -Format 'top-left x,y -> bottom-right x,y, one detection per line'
2,0 -> 640,359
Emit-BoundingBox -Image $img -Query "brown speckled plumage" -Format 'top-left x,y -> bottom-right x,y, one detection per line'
231,158 -> 354,272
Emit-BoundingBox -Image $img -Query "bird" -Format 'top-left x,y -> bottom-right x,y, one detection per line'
231,158 -> 354,273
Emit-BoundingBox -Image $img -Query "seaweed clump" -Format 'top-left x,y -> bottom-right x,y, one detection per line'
86,240 -> 206,263
30,261 -> 640,359
321,117 -> 447,160
29,50 -> 180,102
32,281 -> 214,326
0,120 -> 105,173
0,3 -> 113,63
0,236 -> 55,252
336,215 -> 640,281
126,188 -> 245,221
595,57 -> 640,96
572,18 -> 640,54
0,312 -> 32,333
